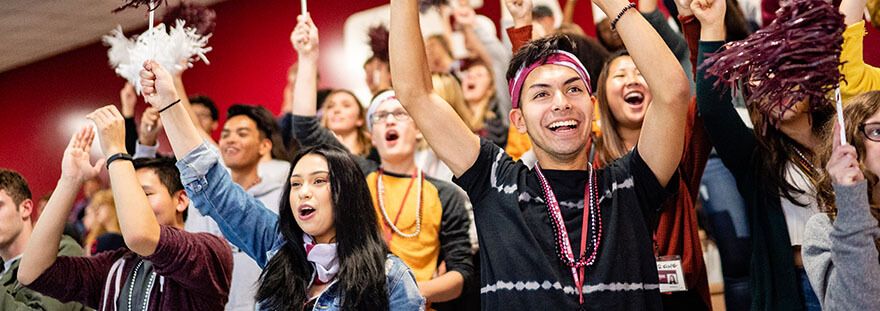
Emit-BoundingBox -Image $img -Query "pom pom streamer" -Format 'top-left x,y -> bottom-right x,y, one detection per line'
368,25 -> 390,63
103,20 -> 212,95
162,1 -> 217,36
701,0 -> 846,129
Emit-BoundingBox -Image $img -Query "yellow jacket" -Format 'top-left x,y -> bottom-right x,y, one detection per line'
841,21 -> 880,101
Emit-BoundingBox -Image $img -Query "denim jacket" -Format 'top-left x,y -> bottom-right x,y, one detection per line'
176,141 -> 426,311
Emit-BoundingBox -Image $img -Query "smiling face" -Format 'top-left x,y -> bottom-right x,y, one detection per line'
289,154 -> 336,244
370,99 -> 421,163
322,92 -> 364,135
603,56 -> 652,129
220,115 -> 271,171
512,64 -> 593,161
462,64 -> 494,104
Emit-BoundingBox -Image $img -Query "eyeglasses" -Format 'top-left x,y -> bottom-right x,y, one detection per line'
371,110 -> 411,123
859,123 -> 880,142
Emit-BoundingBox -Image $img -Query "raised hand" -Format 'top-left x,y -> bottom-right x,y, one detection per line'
60,126 -> 104,183
827,122 -> 864,186
672,0 -> 694,16
138,106 -> 163,146
86,105 -> 128,158
291,14 -> 319,59
505,0 -> 533,28
454,0 -> 477,28
120,82 -> 137,118
691,0 -> 726,29
139,60 -> 180,110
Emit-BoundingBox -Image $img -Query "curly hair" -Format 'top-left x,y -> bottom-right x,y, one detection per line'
815,91 -> 880,220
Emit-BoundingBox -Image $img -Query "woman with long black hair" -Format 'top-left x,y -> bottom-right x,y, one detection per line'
133,21 -> 425,311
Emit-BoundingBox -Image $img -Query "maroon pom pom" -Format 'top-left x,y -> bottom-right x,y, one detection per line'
702,0 -> 845,128
113,0 -> 165,13
419,0 -> 448,13
163,1 -> 217,35
368,25 -> 390,63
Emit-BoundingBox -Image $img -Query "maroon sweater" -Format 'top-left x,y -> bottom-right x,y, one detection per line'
26,225 -> 233,311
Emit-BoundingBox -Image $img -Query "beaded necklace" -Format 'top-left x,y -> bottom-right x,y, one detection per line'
127,261 -> 157,311
377,168 -> 423,238
790,144 -> 818,181
534,163 -> 602,305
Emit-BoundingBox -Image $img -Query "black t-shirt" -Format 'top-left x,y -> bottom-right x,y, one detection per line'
454,138 -> 675,310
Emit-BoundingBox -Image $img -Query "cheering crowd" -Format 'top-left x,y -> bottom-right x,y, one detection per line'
1,0 -> 879,310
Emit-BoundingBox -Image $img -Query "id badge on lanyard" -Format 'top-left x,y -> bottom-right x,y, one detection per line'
656,255 -> 687,292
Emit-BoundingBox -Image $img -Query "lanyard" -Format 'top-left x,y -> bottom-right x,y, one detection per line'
534,164 -> 600,305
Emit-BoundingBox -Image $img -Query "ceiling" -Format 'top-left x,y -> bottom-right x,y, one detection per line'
0,0 -> 226,73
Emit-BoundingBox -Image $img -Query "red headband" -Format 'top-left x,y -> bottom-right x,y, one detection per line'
508,50 -> 592,109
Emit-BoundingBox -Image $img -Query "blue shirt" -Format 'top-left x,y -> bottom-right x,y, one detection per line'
177,141 -> 425,310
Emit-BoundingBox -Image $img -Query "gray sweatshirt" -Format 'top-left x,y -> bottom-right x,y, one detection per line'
803,180 -> 880,310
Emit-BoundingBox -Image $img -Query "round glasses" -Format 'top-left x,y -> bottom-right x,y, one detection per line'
859,123 -> 880,142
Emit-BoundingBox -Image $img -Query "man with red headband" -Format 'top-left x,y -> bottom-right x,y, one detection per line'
389,0 -> 690,309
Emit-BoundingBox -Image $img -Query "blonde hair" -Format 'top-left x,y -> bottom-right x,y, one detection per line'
432,71 -> 494,132
83,189 -> 120,255
319,90 -> 372,157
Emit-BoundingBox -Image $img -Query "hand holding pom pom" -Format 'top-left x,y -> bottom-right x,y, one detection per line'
139,60 -> 179,109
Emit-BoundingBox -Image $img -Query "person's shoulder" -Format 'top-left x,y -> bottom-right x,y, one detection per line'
57,235 -> 85,257
425,175 -> 467,197
805,213 -> 833,240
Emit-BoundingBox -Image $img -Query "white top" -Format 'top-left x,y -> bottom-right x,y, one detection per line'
780,162 -> 820,246
2,254 -> 22,277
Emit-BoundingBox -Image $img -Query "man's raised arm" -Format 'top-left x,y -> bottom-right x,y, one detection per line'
87,105 -> 163,257
389,0 -> 480,177
594,0 -> 691,185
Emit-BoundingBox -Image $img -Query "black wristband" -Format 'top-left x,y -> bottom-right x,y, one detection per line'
106,153 -> 133,169
610,3 -> 637,30
158,99 -> 181,114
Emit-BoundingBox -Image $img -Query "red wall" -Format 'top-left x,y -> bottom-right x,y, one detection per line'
0,0 -> 507,198
0,0 -> 875,198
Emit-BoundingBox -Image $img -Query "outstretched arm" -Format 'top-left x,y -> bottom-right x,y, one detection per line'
838,0 -> 880,100
139,60 -> 202,160
390,0 -> 480,177
172,68 -> 218,147
19,127 -> 104,285
87,105 -> 163,257
291,14 -> 320,118
594,0 -> 691,185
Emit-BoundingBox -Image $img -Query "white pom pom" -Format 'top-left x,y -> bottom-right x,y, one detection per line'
103,21 -> 212,95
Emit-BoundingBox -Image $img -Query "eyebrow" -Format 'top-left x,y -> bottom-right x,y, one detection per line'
528,76 -> 582,90
291,170 -> 330,178
222,127 -> 254,133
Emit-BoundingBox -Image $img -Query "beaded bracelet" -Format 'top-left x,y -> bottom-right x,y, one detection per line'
158,99 -> 182,113
610,3 -> 637,30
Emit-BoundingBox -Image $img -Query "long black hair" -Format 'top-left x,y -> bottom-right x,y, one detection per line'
256,144 -> 390,311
